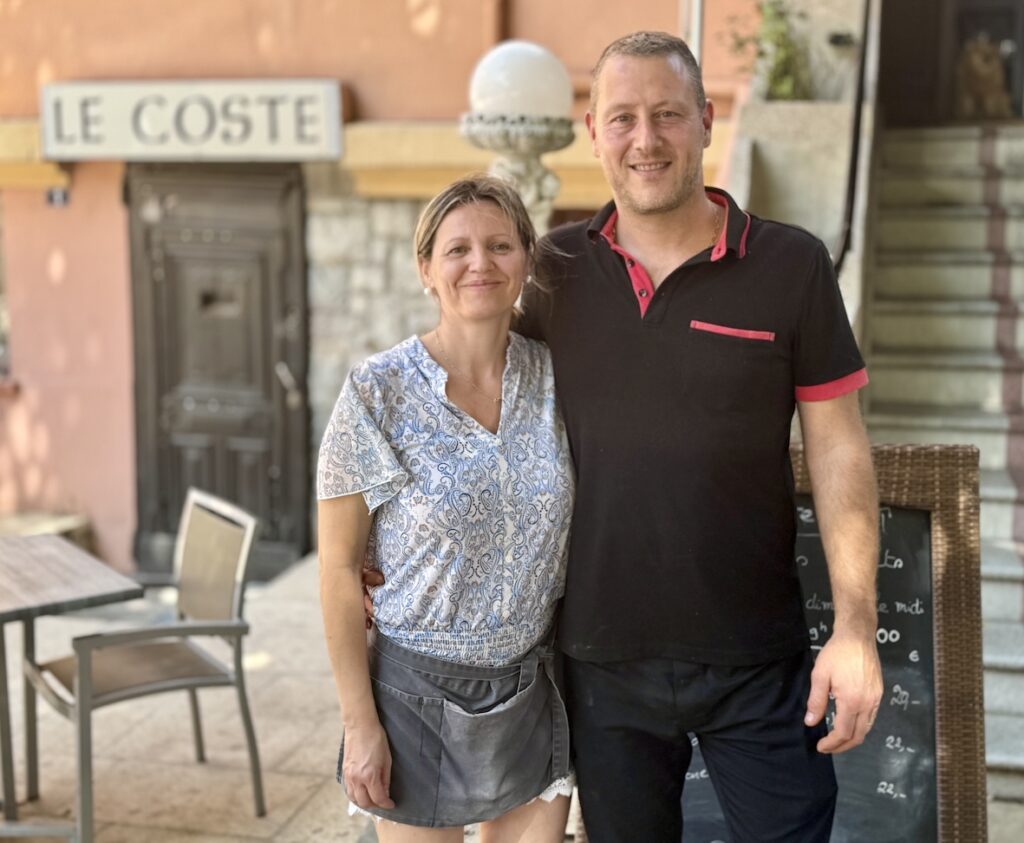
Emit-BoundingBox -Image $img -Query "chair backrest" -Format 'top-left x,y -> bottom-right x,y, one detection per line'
173,488 -> 258,622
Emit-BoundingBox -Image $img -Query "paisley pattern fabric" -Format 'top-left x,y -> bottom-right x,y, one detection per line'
318,333 -> 575,667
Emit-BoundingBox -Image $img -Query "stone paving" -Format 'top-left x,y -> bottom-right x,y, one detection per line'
1,555 -> 1023,841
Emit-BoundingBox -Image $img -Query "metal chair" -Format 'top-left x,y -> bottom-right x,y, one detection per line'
23,489 -> 266,842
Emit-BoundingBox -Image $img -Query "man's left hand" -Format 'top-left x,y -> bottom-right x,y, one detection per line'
804,634 -> 883,754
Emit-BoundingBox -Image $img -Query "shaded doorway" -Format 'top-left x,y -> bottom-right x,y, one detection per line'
954,0 -> 1024,118
128,164 -> 309,580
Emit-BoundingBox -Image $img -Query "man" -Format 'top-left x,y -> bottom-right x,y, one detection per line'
520,31 -> 883,842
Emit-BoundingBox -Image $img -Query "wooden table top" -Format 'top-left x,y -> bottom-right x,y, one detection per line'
0,535 -> 144,624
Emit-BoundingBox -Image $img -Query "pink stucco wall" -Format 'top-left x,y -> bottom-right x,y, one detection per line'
0,0 -> 755,121
0,1 -> 757,574
0,163 -> 135,572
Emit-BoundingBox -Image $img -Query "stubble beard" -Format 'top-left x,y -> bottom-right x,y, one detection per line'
613,157 -> 703,217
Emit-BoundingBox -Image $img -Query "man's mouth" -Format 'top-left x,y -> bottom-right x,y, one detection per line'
630,162 -> 670,172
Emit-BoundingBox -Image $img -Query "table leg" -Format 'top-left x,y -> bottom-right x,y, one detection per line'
21,621 -> 36,803
0,625 -> 17,821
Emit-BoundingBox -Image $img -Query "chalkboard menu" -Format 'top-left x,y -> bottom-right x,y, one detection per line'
680,496 -> 937,843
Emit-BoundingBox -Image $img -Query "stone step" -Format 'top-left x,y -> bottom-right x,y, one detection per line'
983,540 -> 1024,623
883,126 -> 1024,170
879,167 -> 1024,208
877,207 -> 1024,251
868,351 -> 1018,413
989,767 -> 1024,802
871,300 -> 1024,353
984,621 -> 1024,718
986,712 -> 1024,798
978,469 -> 1023,541
874,256 -> 1024,301
865,403 -> 1023,470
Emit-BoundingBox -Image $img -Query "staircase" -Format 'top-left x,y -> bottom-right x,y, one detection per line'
866,124 -> 1024,799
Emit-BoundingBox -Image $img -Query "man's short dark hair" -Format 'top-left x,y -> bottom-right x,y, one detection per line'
590,31 -> 706,113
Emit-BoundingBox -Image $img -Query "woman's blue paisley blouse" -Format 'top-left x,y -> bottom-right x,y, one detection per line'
317,333 -> 575,667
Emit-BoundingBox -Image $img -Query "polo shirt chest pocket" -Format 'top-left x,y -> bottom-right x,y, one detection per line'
683,321 -> 785,413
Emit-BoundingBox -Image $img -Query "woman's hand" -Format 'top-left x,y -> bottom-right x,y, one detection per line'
342,720 -> 396,810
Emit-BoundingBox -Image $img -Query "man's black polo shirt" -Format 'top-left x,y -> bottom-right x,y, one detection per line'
522,188 -> 867,665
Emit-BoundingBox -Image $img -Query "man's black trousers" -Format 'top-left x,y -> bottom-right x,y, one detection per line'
564,649 -> 838,842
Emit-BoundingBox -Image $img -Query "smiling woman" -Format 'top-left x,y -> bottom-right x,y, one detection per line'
419,202 -> 526,337
317,175 -> 575,842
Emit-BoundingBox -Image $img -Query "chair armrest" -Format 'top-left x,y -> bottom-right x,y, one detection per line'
72,620 -> 250,654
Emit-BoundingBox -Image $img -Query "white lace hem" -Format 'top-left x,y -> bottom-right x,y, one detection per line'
532,773 -> 575,803
347,773 -> 576,822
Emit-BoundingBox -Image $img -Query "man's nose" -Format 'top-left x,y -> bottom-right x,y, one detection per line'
632,115 -> 659,152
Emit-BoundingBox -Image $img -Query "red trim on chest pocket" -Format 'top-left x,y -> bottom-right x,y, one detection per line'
690,320 -> 776,342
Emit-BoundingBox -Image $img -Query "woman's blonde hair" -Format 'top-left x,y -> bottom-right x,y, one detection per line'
414,174 -> 537,271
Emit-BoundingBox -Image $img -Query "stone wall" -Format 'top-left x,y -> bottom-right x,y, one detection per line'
303,163 -> 434,444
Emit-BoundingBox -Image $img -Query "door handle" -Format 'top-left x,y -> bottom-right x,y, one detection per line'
275,361 -> 304,410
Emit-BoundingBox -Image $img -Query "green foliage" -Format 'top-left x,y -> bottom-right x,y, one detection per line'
729,0 -> 813,101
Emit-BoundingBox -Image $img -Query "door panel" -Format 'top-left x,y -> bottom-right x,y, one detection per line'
130,164 -> 309,579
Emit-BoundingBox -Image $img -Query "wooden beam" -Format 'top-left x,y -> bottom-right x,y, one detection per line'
0,120 -> 43,162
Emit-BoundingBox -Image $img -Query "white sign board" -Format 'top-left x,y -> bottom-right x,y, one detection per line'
41,80 -> 342,161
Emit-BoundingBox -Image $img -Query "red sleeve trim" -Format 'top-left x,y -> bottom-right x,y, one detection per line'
690,320 -> 775,342
795,368 -> 869,402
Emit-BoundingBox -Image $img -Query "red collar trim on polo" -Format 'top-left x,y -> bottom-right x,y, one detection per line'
595,188 -> 752,263
708,191 -> 730,261
599,211 -> 657,316
592,188 -> 752,317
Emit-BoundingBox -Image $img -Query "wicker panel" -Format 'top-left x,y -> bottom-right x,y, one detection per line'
573,444 -> 985,843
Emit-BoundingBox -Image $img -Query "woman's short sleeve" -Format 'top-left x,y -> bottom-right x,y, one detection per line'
317,374 -> 409,512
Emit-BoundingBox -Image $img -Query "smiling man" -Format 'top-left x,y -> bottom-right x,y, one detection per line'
521,31 -> 883,842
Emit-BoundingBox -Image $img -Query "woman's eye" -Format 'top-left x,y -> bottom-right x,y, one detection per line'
491,243 -> 512,253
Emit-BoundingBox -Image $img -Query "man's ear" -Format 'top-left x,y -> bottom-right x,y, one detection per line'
585,111 -> 599,158
702,99 -> 715,149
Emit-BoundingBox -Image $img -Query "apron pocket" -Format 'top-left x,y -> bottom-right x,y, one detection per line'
366,677 -> 443,815
437,669 -> 553,816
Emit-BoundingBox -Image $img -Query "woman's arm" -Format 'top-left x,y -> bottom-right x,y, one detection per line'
318,494 -> 396,810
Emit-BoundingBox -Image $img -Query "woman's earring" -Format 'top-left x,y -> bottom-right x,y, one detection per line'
423,287 -> 433,296
525,274 -> 534,286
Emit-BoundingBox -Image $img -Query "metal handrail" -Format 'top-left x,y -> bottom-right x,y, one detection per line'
834,0 -> 874,274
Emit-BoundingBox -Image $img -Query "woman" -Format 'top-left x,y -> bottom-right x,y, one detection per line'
317,175 -> 575,842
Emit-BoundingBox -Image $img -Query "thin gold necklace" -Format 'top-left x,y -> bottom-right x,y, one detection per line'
434,328 -> 503,405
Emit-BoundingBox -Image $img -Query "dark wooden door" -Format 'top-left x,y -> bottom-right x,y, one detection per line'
128,164 -> 309,580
